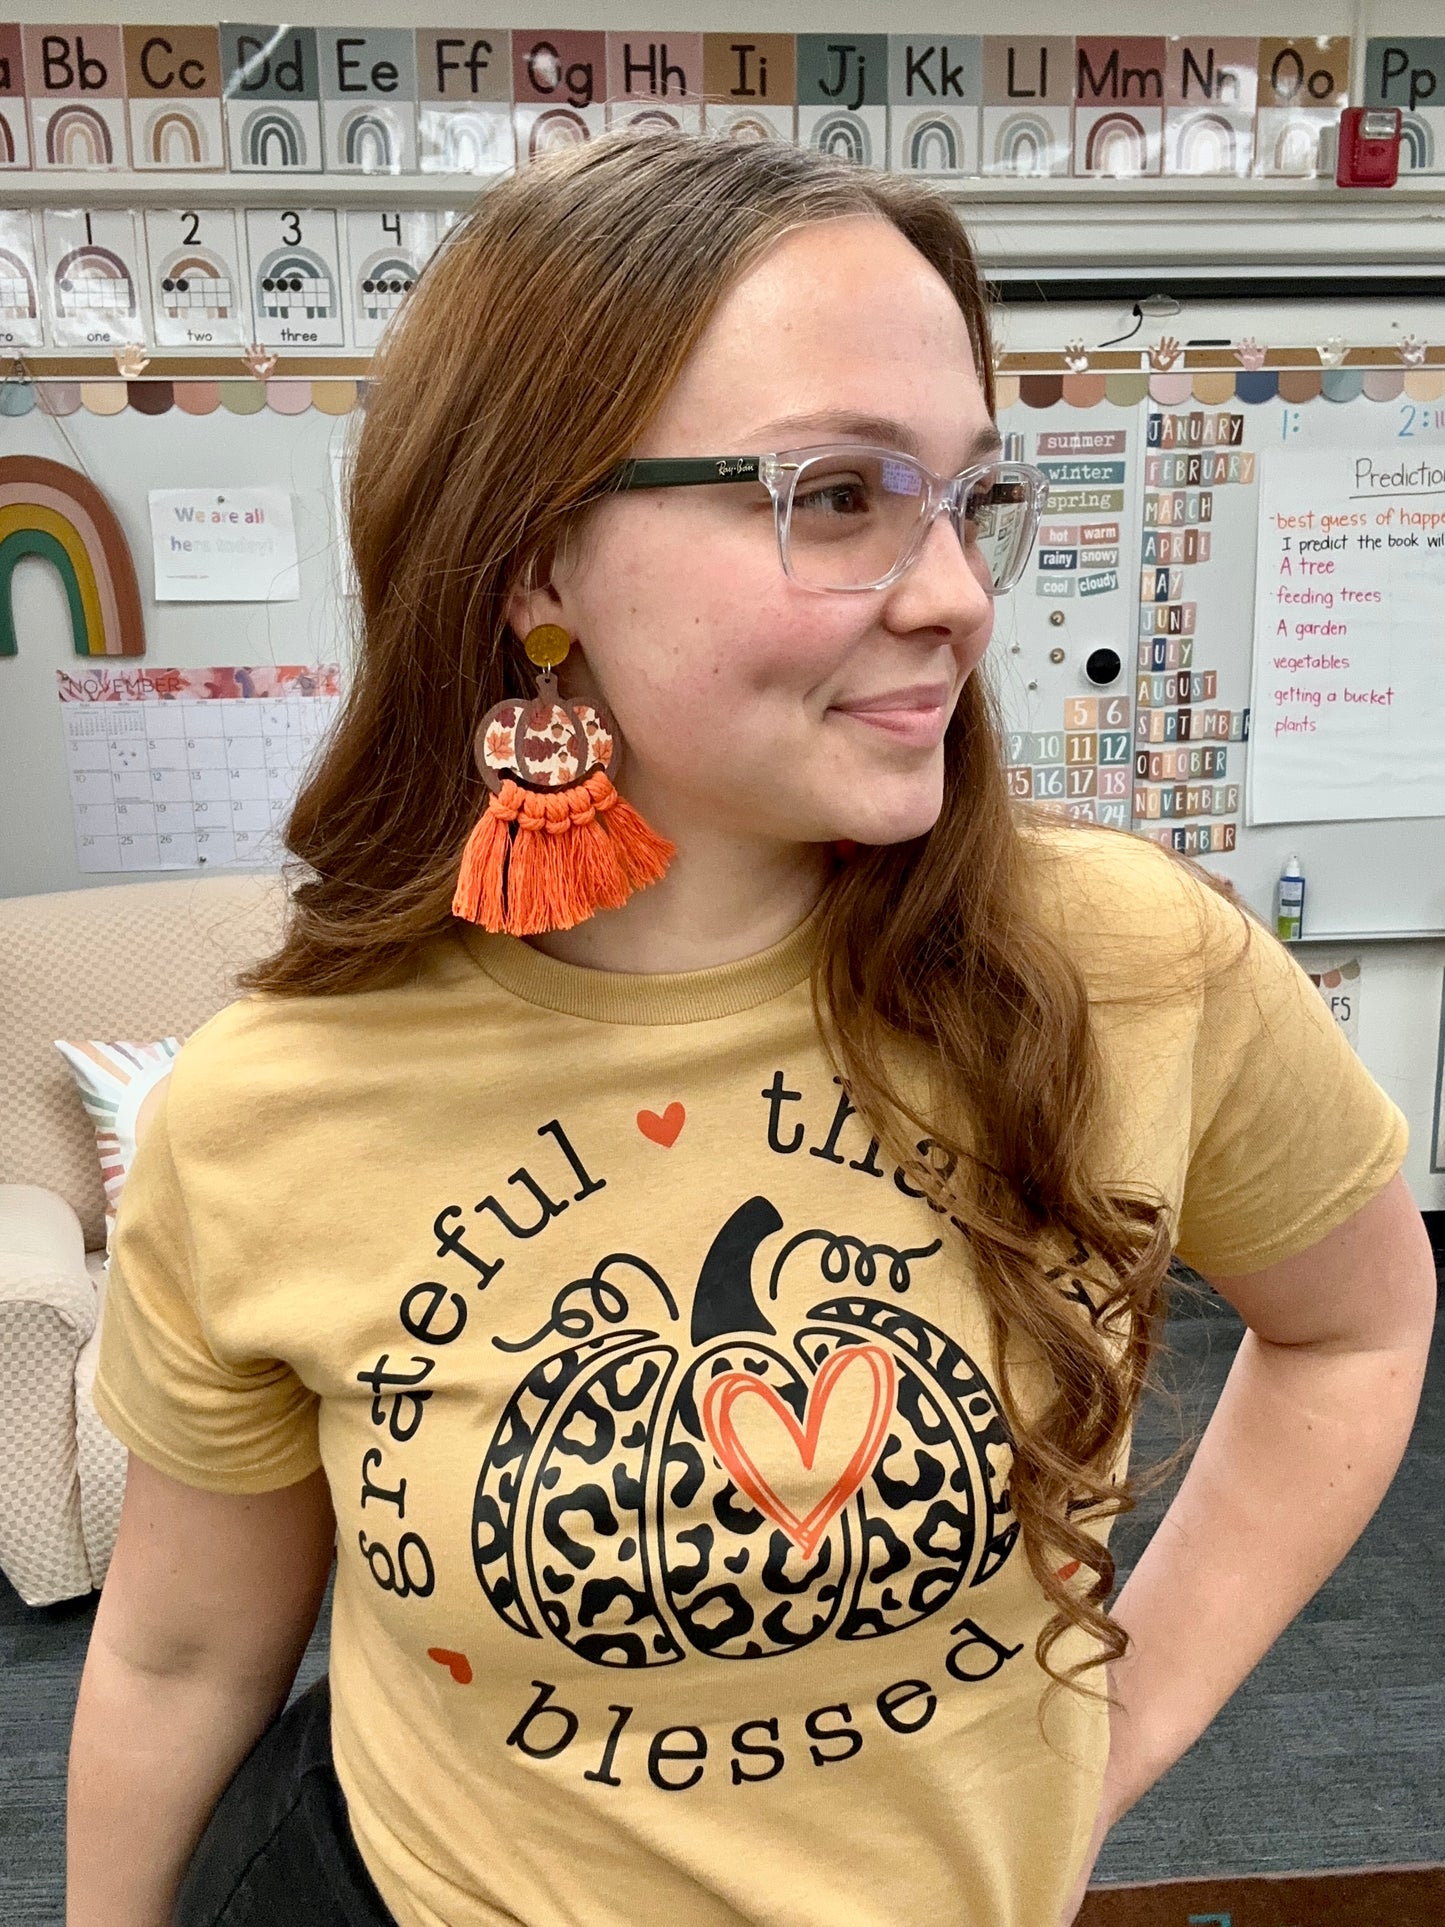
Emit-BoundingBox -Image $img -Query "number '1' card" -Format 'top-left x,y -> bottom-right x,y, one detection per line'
42,207 -> 145,347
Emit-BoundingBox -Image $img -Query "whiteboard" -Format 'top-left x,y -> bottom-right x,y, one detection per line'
1248,445 -> 1445,827
993,294 -> 1445,940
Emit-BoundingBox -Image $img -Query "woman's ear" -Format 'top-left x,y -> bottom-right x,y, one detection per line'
505,571 -> 567,647
506,520 -> 590,644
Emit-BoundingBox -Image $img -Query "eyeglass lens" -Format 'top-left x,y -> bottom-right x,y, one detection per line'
783,452 -> 1040,595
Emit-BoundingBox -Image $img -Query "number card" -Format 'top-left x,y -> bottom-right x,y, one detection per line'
42,208 -> 144,347
1026,695 -> 1135,826
244,206 -> 344,347
0,210 -> 44,347
144,208 -> 247,347
343,210 -> 433,349
58,663 -> 341,874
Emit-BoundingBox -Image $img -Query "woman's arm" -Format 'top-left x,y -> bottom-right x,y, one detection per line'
68,1458 -> 336,1927
1061,1171 -> 1435,1921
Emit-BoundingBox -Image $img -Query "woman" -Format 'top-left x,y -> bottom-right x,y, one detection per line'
69,134 -> 1433,1927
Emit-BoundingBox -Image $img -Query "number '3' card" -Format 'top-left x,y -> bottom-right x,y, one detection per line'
243,206 -> 345,347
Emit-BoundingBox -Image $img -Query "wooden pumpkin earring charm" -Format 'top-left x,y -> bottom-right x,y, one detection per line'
452,622 -> 675,935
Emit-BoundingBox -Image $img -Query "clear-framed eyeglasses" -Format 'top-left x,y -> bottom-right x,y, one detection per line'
604,444 -> 1050,596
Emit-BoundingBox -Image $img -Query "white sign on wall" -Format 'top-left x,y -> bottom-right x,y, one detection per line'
1248,446 -> 1445,826
148,487 -> 300,601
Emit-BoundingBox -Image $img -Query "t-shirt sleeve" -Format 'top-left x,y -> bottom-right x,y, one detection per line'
1173,881 -> 1408,1278
92,1073 -> 322,1494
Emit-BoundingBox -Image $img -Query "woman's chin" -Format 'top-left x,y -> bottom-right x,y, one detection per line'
827,785 -> 946,850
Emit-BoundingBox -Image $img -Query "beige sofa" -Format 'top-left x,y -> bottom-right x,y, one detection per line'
0,871 -> 288,1606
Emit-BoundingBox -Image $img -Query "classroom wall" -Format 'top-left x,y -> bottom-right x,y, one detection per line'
0,401 -> 353,901
1293,938 -> 1445,1210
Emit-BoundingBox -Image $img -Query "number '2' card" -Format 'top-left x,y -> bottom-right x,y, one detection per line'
144,208 -> 247,347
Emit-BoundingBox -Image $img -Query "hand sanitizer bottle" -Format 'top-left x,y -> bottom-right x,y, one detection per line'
1276,854 -> 1305,941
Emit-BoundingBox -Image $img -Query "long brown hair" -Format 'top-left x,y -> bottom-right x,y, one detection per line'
241,132 -> 1238,1716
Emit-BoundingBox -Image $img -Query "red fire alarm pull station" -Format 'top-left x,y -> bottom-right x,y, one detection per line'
1336,106 -> 1402,187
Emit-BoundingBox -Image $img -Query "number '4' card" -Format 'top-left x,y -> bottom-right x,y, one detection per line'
343,210 -> 435,349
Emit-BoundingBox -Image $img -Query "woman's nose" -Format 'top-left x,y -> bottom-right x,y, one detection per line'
890,504 -> 994,631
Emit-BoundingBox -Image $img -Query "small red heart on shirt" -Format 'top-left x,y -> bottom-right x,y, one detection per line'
637,1102 -> 685,1147
427,1647 -> 473,1685
1056,1561 -> 1082,1582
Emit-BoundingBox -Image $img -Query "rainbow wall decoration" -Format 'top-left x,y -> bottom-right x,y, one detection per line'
0,455 -> 145,659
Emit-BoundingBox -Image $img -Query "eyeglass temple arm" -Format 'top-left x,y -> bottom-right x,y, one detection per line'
607,457 -> 764,491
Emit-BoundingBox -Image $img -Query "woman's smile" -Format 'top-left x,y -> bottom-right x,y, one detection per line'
828,681 -> 954,747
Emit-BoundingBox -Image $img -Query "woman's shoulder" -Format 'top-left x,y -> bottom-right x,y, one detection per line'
157,992 -> 342,1163
1016,813 -> 1252,988
163,929 -> 473,1126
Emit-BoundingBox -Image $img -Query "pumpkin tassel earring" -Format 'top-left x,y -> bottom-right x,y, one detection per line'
452,623 -> 675,936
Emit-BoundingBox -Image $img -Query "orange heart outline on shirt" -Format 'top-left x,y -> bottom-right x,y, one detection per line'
701,1343 -> 897,1560
637,1102 -> 685,1147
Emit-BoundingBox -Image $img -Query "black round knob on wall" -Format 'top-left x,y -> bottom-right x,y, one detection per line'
1085,647 -> 1122,687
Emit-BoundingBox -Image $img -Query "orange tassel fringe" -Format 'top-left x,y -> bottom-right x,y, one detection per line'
452,767 -> 675,935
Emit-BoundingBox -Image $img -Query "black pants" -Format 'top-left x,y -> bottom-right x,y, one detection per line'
173,1675 -> 399,1927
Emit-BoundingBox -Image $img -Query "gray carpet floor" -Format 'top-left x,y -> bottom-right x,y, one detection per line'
4,1287 -> 1441,1922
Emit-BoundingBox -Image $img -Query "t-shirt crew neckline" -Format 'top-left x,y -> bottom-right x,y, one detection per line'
456,903 -> 823,1025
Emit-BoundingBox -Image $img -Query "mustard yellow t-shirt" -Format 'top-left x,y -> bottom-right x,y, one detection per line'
93,824 -> 1407,1927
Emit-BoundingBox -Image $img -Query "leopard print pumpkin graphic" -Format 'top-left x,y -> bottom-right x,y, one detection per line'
472,1196 -> 1017,1668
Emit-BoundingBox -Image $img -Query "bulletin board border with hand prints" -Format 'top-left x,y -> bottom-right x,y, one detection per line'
2,350 -> 1444,420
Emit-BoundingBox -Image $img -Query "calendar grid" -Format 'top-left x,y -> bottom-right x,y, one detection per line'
58,666 -> 341,875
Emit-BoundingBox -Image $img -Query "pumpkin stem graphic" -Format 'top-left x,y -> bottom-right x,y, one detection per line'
689,1196 -> 784,1345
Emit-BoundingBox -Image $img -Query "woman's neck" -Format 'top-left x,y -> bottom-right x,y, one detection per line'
523,826 -> 831,975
